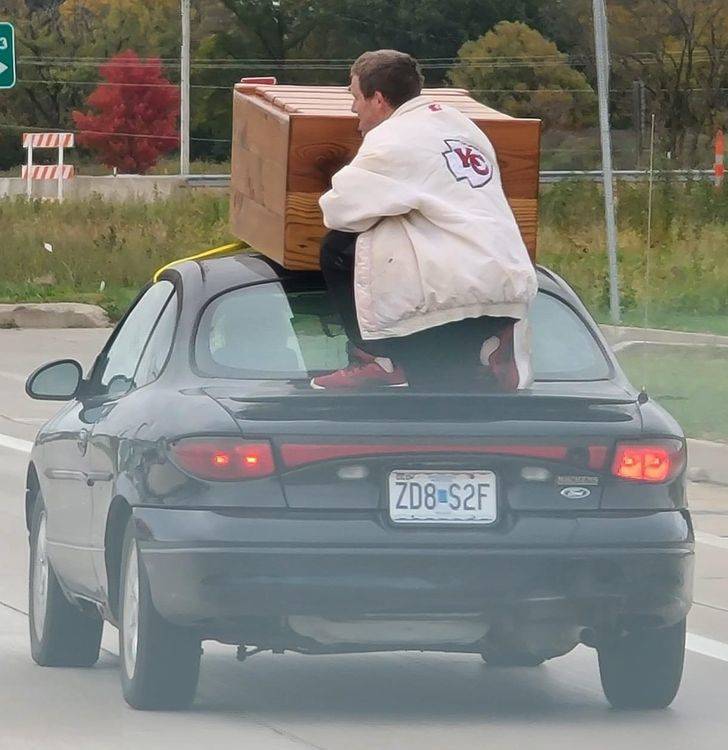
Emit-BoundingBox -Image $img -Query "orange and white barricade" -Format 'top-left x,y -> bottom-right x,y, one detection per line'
22,132 -> 75,201
715,130 -> 725,188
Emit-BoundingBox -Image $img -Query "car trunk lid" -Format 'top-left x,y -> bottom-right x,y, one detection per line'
202,381 -> 642,514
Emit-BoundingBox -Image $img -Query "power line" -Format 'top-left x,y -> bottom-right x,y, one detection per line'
14,78 -> 728,95
16,46 -> 718,64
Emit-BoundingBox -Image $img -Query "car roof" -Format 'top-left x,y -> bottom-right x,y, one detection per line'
163,250 -> 576,305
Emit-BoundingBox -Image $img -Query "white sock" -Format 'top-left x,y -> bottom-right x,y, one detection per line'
374,357 -> 395,374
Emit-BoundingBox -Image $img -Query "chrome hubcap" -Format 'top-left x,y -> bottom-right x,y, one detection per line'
122,541 -> 140,680
32,512 -> 49,641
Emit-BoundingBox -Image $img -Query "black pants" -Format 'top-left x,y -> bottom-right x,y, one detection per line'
320,230 -> 505,389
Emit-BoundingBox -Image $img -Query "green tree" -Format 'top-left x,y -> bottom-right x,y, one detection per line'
214,0 -> 545,79
448,21 -> 597,129
543,0 -> 728,163
189,0 -> 549,158
59,0 -> 181,59
0,0 -> 183,168
607,0 -> 728,162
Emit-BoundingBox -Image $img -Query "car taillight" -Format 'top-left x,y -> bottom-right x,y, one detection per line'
169,438 -> 275,481
611,440 -> 685,483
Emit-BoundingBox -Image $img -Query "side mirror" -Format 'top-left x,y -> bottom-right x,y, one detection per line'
26,360 -> 83,401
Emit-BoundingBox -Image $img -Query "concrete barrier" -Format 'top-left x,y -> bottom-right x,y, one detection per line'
0,175 -> 193,201
0,303 -> 110,328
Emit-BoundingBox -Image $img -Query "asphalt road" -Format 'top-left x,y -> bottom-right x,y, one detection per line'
1,329 -> 727,750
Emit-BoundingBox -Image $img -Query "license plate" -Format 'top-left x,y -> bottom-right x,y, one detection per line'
388,470 -> 497,525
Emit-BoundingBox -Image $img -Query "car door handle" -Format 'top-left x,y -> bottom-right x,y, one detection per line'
77,429 -> 90,455
86,471 -> 113,487
45,469 -> 87,482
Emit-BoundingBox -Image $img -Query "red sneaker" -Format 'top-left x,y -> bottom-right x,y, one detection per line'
480,319 -> 533,391
311,356 -> 408,390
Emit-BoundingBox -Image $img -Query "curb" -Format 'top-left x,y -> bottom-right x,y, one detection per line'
0,303 -> 110,329
600,324 -> 728,349
686,438 -> 728,488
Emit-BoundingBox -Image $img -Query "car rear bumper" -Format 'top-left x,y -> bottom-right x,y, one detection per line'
134,508 -> 694,637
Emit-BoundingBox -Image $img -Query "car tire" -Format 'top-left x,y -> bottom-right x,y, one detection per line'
598,619 -> 686,709
28,497 -> 103,667
481,650 -> 545,667
118,517 -> 201,710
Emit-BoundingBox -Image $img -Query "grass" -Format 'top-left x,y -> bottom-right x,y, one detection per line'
537,178 -> 728,325
0,157 -> 232,178
0,178 -> 727,327
617,345 -> 728,442
0,192 -> 234,319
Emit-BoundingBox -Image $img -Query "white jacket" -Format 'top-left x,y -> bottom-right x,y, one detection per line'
319,95 -> 538,340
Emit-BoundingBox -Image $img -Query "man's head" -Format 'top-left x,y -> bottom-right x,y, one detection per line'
349,50 -> 424,134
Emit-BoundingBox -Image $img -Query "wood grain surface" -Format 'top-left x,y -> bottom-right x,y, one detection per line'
283,193 -> 538,270
230,90 -> 290,260
230,84 -> 541,267
287,116 -> 363,193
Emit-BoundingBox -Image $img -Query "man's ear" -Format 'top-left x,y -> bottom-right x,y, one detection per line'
373,91 -> 388,108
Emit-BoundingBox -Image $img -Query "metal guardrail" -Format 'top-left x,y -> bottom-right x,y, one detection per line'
540,169 -> 714,183
185,170 -> 717,189
184,174 -> 231,188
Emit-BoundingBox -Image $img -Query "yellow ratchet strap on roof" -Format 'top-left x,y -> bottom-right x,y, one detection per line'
153,241 -> 246,283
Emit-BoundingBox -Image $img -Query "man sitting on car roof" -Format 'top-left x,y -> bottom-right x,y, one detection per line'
312,49 -> 538,392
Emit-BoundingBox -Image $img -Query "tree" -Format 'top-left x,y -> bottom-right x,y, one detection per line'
72,50 -> 180,173
188,0 -> 548,157
448,21 -> 597,130
544,0 -> 728,162
607,0 -> 728,162
213,0 -> 545,80
0,0 -> 182,165
324,0 -> 544,74
59,0 -> 181,60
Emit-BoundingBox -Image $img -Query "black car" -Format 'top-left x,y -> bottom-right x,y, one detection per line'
24,251 -> 693,711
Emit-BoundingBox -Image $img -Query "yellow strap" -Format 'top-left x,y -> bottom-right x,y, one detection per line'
152,241 -> 246,283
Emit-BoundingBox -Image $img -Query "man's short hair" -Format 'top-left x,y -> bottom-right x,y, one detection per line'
350,50 -> 424,108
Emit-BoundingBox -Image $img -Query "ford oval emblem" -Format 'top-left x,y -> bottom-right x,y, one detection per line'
561,486 -> 591,500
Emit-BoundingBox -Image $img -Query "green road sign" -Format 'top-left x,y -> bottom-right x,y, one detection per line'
0,22 -> 16,89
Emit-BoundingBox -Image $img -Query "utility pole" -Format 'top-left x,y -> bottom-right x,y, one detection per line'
632,79 -> 645,166
180,0 -> 191,177
592,0 -> 621,324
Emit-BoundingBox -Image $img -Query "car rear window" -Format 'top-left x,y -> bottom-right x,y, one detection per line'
194,282 -> 611,381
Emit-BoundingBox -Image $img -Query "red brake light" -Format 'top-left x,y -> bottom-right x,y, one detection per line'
170,438 -> 275,481
612,441 -> 685,483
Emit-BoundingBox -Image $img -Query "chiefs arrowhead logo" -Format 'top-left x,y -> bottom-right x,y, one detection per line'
442,139 -> 494,188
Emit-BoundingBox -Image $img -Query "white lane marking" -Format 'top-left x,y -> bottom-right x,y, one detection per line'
0,415 -> 46,425
687,633 -> 728,663
0,370 -> 27,384
696,531 -> 728,551
0,433 -> 33,454
613,340 -> 728,353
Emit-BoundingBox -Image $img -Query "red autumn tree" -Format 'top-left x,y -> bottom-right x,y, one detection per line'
73,50 -> 180,174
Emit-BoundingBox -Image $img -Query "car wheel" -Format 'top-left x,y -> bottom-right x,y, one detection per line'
28,497 -> 103,667
118,517 -> 201,710
598,619 -> 686,709
481,649 -> 545,667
